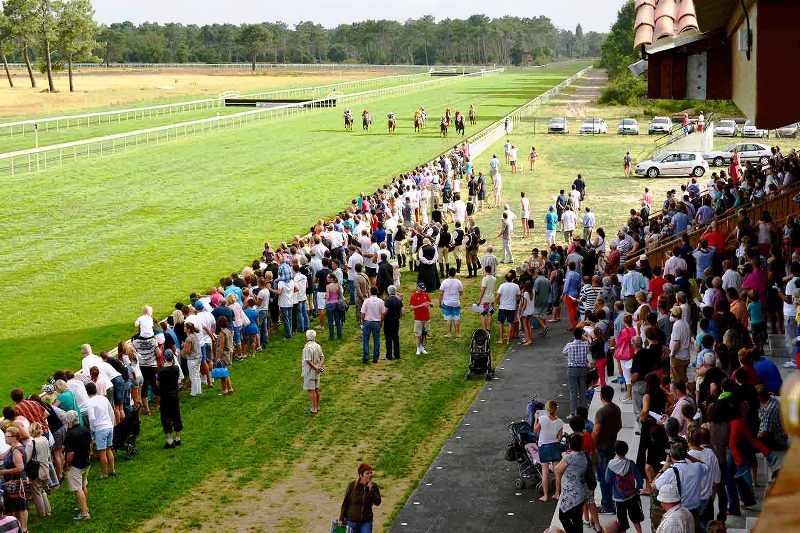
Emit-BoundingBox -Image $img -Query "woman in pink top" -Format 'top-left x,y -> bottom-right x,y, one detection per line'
729,148 -> 742,186
614,314 -> 637,401
325,274 -> 343,340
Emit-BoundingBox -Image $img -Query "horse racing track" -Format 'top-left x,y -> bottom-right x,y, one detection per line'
1,61 -> 588,532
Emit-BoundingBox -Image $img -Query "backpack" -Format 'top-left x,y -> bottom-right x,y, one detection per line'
613,460 -> 637,499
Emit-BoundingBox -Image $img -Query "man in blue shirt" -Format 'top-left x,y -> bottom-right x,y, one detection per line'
691,240 -> 714,279
671,205 -> 689,236
621,265 -> 648,313
564,262 -> 581,327
545,206 -> 559,246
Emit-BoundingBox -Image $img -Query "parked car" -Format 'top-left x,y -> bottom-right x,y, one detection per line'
714,119 -> 739,137
579,118 -> 608,134
703,142 -> 772,167
776,123 -> 799,138
547,117 -> 569,134
617,118 -> 640,135
741,121 -> 769,138
648,116 -> 673,135
635,151 -> 709,178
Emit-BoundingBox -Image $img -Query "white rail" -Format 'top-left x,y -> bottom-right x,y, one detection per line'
0,72 -> 432,138
5,62 -> 488,72
0,69 -> 503,176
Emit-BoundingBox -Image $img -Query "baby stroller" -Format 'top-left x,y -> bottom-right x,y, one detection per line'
505,420 -> 544,492
465,328 -> 494,380
113,407 -> 141,459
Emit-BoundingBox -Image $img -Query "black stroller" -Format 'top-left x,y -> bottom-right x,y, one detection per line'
505,420 -> 544,492
465,328 -> 494,380
113,407 -> 141,459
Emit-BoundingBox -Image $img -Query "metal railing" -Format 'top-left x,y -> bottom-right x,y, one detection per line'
0,72 -> 432,139
0,68 -> 503,176
467,66 -> 590,157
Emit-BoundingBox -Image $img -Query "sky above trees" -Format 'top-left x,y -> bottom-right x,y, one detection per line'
91,0 -> 622,33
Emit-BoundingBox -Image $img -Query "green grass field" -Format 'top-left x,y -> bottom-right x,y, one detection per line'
0,61 -> 591,533
0,73 -> 433,152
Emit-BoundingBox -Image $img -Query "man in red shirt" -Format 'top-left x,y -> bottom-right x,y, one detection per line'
648,266 -> 667,307
409,282 -> 432,355
10,388 -> 49,432
701,221 -> 726,253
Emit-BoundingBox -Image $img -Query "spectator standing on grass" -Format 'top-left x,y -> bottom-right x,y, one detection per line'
496,271 -> 521,345
582,207 -> 595,241
84,382 -> 116,479
439,267 -> 463,338
361,287 -> 385,364
326,274 -> 344,341
63,410 -> 91,520
339,463 -> 381,533
498,212 -> 513,264
410,282 -> 432,355
593,385 -> 622,515
1,426 -> 28,530
302,330 -> 324,414
384,285 -> 404,360
545,206 -> 558,246
292,264 -> 309,334
561,204 -> 577,243
156,350 -> 183,448
529,146 -> 538,173
29,422 -> 52,518
182,322 -> 204,396
509,145 -> 518,174
624,152 -> 633,177
520,192 -> 531,239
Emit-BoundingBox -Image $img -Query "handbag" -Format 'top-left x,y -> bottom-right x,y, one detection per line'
527,219 -> 535,229
330,520 -> 347,533
1,479 -> 26,500
24,441 -> 42,481
210,360 -> 230,379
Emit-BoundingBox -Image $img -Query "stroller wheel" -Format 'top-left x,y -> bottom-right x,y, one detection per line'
514,478 -> 525,490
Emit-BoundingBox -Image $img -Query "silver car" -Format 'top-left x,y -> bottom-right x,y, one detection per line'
714,119 -> 738,137
548,117 -> 569,134
635,151 -> 709,178
703,142 -> 771,167
741,121 -> 769,138
648,116 -> 673,135
776,123 -> 799,138
618,118 -> 640,135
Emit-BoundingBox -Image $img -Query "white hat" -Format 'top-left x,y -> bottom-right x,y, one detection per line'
305,330 -> 317,341
657,482 -> 681,503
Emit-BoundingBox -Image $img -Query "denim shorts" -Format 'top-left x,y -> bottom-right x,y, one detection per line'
441,304 -> 461,321
94,428 -> 114,450
111,376 -> 126,405
232,325 -> 242,346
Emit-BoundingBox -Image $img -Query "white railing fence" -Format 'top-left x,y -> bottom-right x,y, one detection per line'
5,62 -> 489,72
0,69 -> 504,176
468,66 -> 590,158
0,72 -> 432,139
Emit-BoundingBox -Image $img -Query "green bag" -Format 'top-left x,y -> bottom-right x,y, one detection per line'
330,520 -> 347,533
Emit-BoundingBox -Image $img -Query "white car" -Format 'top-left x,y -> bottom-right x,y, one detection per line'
714,119 -> 739,137
618,118 -> 640,135
703,142 -> 771,167
579,118 -> 608,134
547,117 -> 569,134
648,116 -> 673,135
776,123 -> 799,138
635,152 -> 709,178
741,121 -> 769,138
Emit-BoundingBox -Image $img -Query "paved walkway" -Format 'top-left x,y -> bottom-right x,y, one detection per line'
391,324 -> 578,533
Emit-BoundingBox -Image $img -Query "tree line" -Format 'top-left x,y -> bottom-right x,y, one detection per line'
0,9 -> 606,91
597,0 -> 647,105
97,17 -> 604,68
1,0 -> 97,91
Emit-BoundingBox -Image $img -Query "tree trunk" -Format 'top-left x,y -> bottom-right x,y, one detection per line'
105,43 -> 110,67
251,51 -> 256,72
68,55 -> 74,92
44,38 -> 55,92
22,45 -> 36,87
1,51 -> 13,87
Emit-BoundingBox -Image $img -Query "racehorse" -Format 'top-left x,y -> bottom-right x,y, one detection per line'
388,113 -> 397,133
440,116 -> 450,137
362,110 -> 372,131
468,105 -> 476,125
344,112 -> 353,131
444,107 -> 452,126
414,111 -> 424,133
455,112 -> 465,136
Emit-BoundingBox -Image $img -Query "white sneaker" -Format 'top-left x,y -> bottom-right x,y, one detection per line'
421,347 -> 429,354
416,347 -> 422,355
783,360 -> 797,368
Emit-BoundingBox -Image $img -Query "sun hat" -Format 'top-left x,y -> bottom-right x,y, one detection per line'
657,482 -> 681,503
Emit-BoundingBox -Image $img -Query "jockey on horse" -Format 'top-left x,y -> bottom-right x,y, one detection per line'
454,111 -> 465,136
440,114 -> 449,137
468,104 -> 476,125
343,108 -> 353,131
414,109 -> 423,133
362,109 -> 372,131
387,112 -> 397,133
